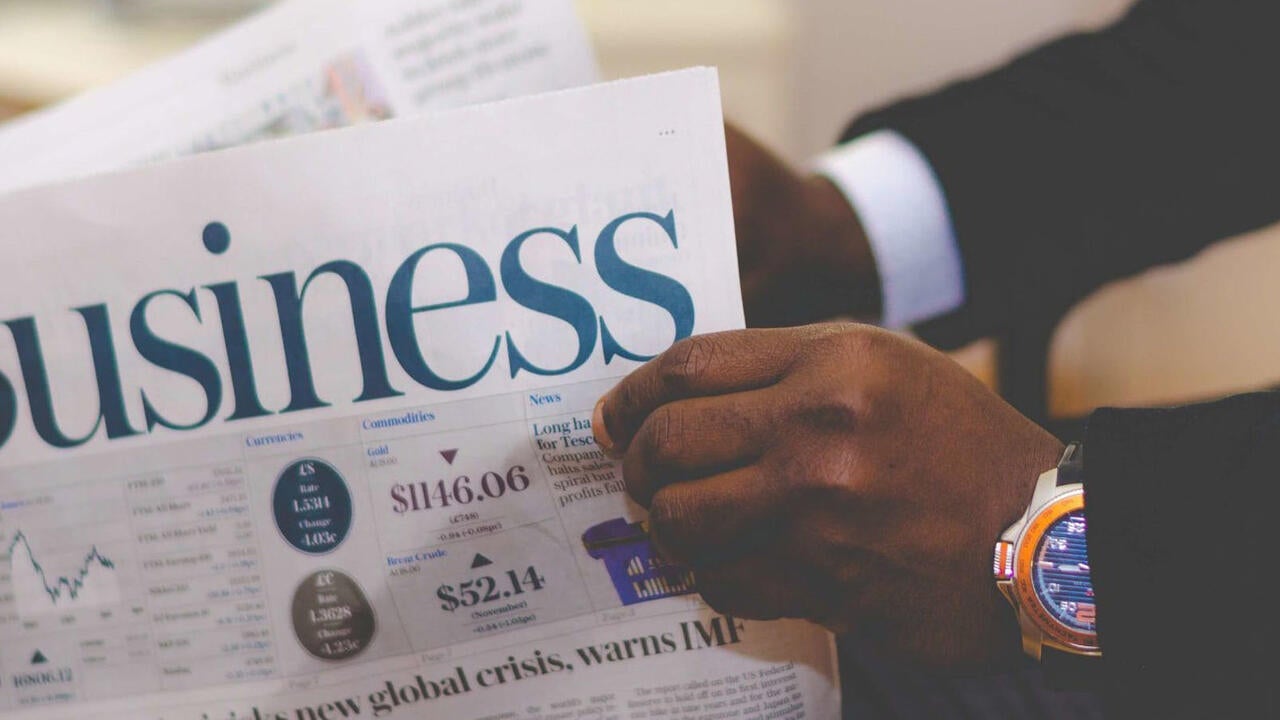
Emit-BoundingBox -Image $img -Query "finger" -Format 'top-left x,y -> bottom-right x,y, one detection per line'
593,330 -> 796,456
781,522 -> 879,633
646,465 -> 787,566
695,552 -> 830,622
621,388 -> 779,506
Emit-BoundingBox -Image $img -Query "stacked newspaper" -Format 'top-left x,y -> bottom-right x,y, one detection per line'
0,2 -> 840,718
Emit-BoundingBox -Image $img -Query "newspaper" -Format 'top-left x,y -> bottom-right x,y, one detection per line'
0,65 -> 841,718
0,0 -> 599,195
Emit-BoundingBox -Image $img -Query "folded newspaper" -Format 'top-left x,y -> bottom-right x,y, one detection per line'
0,0 -> 599,194
0,4 -> 839,720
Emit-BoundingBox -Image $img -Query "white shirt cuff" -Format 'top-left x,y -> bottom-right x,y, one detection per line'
814,130 -> 965,329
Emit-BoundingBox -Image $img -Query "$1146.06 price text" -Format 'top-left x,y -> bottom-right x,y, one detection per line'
391,464 -> 531,514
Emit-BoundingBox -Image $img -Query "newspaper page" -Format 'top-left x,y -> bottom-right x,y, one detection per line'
0,0 -> 598,195
0,69 -> 841,719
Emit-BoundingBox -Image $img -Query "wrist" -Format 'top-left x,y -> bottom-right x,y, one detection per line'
990,433 -> 1065,641
993,431 -> 1068,539
800,175 -> 882,320
995,441 -> 1102,675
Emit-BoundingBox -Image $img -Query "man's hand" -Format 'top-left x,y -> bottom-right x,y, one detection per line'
592,324 -> 1064,667
726,125 -> 880,327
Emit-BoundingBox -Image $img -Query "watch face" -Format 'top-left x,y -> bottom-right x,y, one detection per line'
1031,509 -> 1096,635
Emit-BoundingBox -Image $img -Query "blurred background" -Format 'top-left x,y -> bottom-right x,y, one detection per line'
4,0 -> 1278,424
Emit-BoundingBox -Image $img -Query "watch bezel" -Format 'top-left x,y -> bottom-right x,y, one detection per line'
1011,488 -> 1100,654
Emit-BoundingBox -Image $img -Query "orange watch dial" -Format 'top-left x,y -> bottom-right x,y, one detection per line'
1012,490 -> 1099,652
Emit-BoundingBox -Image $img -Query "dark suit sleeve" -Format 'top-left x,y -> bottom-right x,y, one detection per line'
842,0 -> 1280,349
1084,394 -> 1280,716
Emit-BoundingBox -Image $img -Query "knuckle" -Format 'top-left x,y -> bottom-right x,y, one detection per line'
833,557 -> 869,589
786,380 -> 891,438
794,394 -> 862,434
648,487 -> 698,556
800,324 -> 888,371
648,487 -> 690,529
841,383 -> 895,432
610,377 -> 646,426
772,446 -> 860,504
638,405 -> 684,464
658,336 -> 716,393
620,451 -> 652,506
838,324 -> 890,357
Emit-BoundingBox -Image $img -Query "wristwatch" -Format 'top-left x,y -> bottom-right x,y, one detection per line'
994,442 -> 1101,683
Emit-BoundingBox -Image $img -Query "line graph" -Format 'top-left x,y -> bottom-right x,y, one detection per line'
5,530 -> 121,617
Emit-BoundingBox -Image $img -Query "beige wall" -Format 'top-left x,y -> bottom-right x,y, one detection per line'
789,0 -> 1131,156
786,0 -> 1280,416
578,0 -> 796,167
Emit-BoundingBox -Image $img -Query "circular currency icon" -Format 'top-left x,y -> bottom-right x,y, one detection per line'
291,569 -> 376,661
272,458 -> 353,554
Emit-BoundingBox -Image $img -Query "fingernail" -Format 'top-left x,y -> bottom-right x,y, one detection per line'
592,396 -> 620,458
